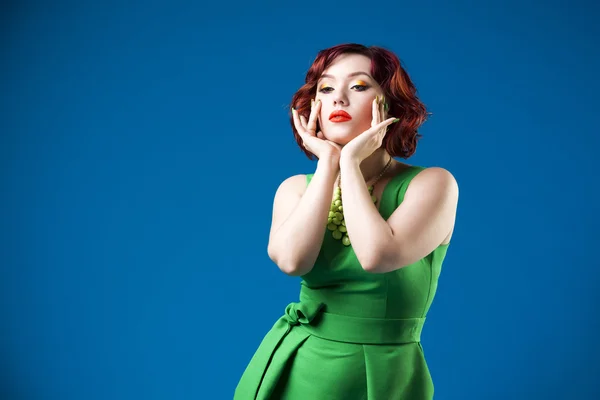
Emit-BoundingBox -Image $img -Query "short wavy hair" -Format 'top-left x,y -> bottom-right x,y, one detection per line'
290,43 -> 428,160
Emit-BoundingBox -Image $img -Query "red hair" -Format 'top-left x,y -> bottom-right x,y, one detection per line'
290,43 -> 428,160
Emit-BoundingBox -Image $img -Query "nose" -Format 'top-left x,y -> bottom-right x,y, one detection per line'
333,91 -> 348,107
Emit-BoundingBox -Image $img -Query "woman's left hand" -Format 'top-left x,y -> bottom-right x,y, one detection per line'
340,96 -> 398,164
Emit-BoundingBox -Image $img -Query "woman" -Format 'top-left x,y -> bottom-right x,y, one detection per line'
234,43 -> 459,400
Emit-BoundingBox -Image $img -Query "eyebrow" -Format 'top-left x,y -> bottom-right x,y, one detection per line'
318,71 -> 373,81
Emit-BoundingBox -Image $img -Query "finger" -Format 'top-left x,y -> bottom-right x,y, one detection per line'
307,99 -> 321,132
299,115 -> 314,135
292,107 -> 305,133
292,109 -> 312,146
299,114 -> 307,129
327,140 -> 342,151
317,131 -> 324,139
372,96 -> 379,126
370,117 -> 399,135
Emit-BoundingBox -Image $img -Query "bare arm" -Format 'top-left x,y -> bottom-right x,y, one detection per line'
340,158 -> 458,273
267,156 -> 339,276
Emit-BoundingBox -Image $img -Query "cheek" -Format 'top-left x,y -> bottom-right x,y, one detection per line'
318,105 -> 329,122
356,101 -> 375,122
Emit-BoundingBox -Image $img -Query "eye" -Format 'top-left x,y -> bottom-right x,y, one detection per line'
318,84 -> 369,94
352,84 -> 369,91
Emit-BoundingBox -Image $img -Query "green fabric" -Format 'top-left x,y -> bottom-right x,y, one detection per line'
235,165 -> 450,399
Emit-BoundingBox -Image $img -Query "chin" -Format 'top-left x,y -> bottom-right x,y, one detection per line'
322,126 -> 360,144
325,135 -> 356,147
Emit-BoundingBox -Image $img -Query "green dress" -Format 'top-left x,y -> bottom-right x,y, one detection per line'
235,165 -> 450,400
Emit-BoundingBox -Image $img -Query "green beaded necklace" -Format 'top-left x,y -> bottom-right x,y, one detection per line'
327,156 -> 393,246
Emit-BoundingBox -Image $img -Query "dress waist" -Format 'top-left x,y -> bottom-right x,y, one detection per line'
234,297 -> 425,399
285,298 -> 424,345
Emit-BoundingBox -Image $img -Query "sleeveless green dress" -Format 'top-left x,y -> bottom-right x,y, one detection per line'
235,165 -> 450,400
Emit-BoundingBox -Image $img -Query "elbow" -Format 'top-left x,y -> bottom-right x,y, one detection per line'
360,255 -> 384,273
360,247 -> 408,274
283,266 -> 307,277
359,232 -> 398,273
358,242 -> 389,273
267,244 -> 306,277
361,259 -> 403,274
279,259 -> 311,277
361,262 -> 383,274
279,260 -> 308,276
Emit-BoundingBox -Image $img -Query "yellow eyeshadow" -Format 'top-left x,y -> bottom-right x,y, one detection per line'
319,83 -> 330,90
355,80 -> 367,85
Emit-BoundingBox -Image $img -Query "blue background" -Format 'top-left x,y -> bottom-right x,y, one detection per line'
2,1 -> 598,399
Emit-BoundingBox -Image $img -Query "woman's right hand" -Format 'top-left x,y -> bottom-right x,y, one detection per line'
292,99 -> 342,162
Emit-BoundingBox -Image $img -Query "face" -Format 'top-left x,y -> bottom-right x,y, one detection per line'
315,53 -> 385,145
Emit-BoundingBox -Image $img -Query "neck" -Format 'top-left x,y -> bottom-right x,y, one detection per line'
358,148 -> 393,184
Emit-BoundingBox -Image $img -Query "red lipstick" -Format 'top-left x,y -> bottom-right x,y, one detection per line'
329,110 -> 352,122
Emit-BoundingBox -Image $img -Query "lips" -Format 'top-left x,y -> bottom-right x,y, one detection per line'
329,110 -> 352,122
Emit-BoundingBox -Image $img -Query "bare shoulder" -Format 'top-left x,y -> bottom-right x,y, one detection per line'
411,167 -> 458,187
274,173 -> 308,198
410,166 -> 459,194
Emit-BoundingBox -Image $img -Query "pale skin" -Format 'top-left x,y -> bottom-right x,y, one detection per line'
267,53 -> 458,275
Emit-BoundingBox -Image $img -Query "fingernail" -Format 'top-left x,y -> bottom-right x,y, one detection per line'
384,103 -> 389,112
393,118 -> 399,123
